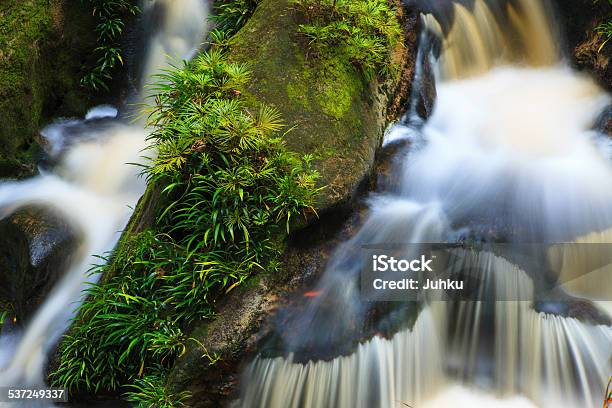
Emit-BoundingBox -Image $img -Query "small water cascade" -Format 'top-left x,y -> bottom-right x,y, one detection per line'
0,0 -> 208,392
240,0 -> 612,407
242,306 -> 445,408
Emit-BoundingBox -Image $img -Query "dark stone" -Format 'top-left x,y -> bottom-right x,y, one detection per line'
534,293 -> 612,326
555,0 -> 612,90
0,205 -> 79,324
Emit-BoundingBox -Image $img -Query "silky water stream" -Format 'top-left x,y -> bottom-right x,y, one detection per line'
239,1 -> 612,407
0,0 -> 208,397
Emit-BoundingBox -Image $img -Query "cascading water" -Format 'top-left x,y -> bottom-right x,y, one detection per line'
239,0 -> 612,407
0,0 -> 208,395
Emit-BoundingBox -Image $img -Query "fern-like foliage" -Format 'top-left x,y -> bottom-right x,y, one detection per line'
51,49 -> 320,403
212,0 -> 262,35
81,0 -> 140,91
292,0 -> 402,79
125,366 -> 192,408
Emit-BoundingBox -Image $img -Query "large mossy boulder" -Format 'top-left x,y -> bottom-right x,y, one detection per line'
163,2 -> 417,404
228,0 -> 408,212
0,0 -> 97,178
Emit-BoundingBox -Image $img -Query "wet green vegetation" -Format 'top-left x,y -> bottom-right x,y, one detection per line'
292,0 -> 402,79
51,16 -> 319,408
50,0 -> 402,406
80,0 -> 140,91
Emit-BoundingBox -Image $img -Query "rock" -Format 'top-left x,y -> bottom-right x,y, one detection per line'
160,1 -> 421,403
371,138 -> 410,192
534,294 -> 611,326
162,2 -> 421,404
228,0 -> 411,215
0,0 -> 97,178
0,206 -> 79,323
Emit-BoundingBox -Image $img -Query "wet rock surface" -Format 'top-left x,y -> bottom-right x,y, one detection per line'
0,206 -> 79,323
229,0 -> 412,216
534,294 -> 612,326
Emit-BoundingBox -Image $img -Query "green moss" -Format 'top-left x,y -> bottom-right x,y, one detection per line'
315,58 -> 362,120
0,0 -> 96,178
0,0 -> 50,176
230,0 -> 400,209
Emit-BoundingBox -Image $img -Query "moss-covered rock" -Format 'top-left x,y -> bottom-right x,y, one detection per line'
0,0 -> 97,178
52,0 -> 415,403
162,2 -> 417,404
166,210 -> 356,407
228,0 -> 407,213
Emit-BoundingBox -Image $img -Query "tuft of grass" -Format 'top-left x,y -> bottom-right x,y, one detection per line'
80,0 -> 140,91
124,367 -> 191,408
595,0 -> 612,52
51,49 -> 320,402
212,0 -> 262,35
291,0 -> 402,79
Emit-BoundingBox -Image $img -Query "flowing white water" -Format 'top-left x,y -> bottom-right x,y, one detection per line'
242,307 -> 445,408
0,0 -> 208,392
240,0 -> 612,407
446,251 -> 612,406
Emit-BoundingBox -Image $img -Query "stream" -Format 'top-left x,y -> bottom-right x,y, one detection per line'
0,0 -> 610,407
239,0 -> 612,407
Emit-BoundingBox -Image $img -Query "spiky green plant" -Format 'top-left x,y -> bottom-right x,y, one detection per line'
595,0 -> 612,52
291,0 -> 401,79
212,0 -> 261,35
0,310 -> 9,334
51,49 -> 320,400
81,0 -> 140,90
124,367 -> 191,408
597,21 -> 612,52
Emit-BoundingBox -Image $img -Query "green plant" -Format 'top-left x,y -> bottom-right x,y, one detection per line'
595,0 -> 612,52
0,310 -> 9,334
291,0 -> 401,79
125,367 -> 191,408
597,20 -> 612,52
81,0 -> 140,90
51,49 -> 320,398
212,0 -> 261,35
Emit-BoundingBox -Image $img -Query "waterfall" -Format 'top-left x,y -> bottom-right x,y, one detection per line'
0,0 -> 209,391
239,0 -> 612,407
242,306 -> 445,408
